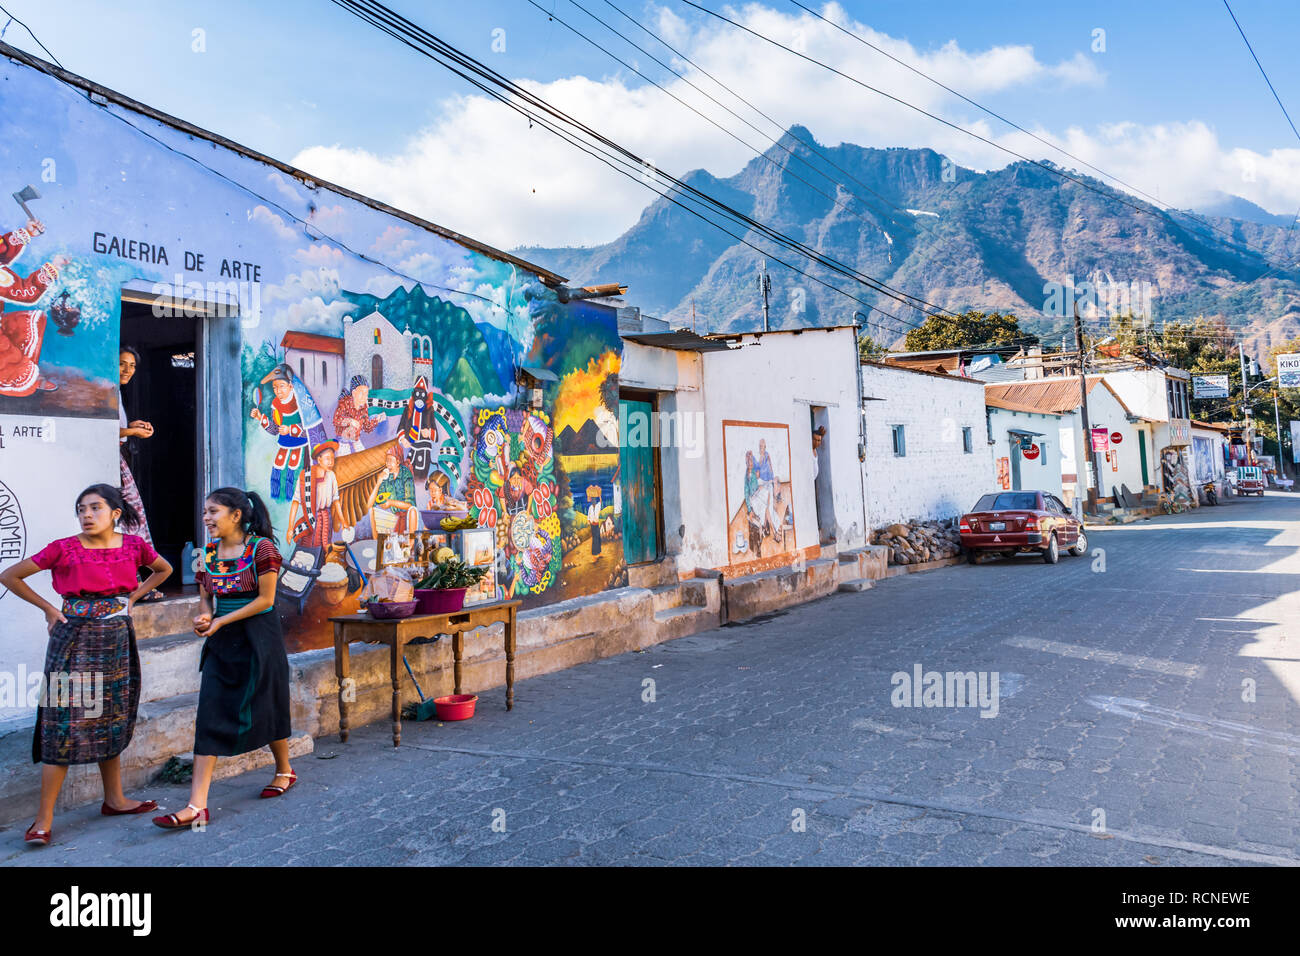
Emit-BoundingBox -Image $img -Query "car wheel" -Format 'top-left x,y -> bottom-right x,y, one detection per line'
1042,534 -> 1059,564
966,549 -> 980,565
1069,528 -> 1088,556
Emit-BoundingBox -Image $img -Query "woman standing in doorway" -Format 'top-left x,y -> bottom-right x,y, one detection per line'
0,484 -> 173,846
118,346 -> 163,601
153,488 -> 294,829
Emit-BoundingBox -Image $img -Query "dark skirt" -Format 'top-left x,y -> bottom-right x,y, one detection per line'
33,616 -> 140,765
194,610 -> 291,756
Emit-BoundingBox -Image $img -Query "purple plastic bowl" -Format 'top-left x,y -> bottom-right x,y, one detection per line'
365,599 -> 419,620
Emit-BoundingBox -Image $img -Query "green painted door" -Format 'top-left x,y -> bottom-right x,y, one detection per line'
619,398 -> 659,565
1138,430 -> 1149,486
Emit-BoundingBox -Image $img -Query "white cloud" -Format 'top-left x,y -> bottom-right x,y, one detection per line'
286,2 -> 1300,252
293,243 -> 346,266
250,204 -> 298,241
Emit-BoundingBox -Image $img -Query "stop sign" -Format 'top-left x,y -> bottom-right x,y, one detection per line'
1022,443 -> 1041,461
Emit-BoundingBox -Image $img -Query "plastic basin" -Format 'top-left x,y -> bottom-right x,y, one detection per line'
434,694 -> 478,721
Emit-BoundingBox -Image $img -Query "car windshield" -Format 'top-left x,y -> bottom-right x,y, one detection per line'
973,492 -> 1039,511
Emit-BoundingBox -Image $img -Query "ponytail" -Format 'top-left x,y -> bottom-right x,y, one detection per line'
242,490 -> 275,539
78,483 -> 140,530
208,486 -> 276,539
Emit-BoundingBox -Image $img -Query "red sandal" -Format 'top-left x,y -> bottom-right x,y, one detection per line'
101,799 -> 159,816
24,823 -> 52,846
260,770 -> 296,799
151,804 -> 209,829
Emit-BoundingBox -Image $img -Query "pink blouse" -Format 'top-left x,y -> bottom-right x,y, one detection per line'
30,534 -> 159,598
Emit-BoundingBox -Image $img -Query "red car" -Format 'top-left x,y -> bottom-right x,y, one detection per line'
959,491 -> 1087,565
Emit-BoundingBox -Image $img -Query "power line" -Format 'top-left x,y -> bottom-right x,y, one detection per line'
530,0 -> 956,325
597,0 -> 956,253
0,3 -> 62,68
680,0 -> 1297,278
328,0 -> 957,332
1222,0 -> 1300,143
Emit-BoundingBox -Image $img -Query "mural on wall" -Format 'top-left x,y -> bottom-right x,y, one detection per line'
722,421 -> 795,562
243,278 -> 625,645
0,51 -> 626,669
1161,447 -> 1191,502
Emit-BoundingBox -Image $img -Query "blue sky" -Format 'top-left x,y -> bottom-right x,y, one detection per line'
3,1 -> 1298,246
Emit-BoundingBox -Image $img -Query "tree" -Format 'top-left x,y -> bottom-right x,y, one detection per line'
902,310 -> 1036,352
857,333 -> 890,362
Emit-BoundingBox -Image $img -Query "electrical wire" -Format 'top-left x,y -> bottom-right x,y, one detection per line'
680,0 -> 1298,278
0,2 -> 62,68
329,0 -> 963,332
533,0 -> 955,322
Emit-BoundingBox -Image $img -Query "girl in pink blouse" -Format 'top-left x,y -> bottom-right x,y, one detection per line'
0,483 -> 172,846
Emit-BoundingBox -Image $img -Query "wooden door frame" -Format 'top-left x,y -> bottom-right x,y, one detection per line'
619,388 -> 665,565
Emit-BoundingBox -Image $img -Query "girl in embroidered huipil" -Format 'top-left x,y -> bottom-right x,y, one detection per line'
0,484 -> 173,847
153,488 -> 294,830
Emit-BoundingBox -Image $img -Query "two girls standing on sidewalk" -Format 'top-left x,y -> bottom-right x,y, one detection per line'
0,485 -> 173,846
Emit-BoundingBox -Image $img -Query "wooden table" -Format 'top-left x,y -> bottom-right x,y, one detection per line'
329,600 -> 521,747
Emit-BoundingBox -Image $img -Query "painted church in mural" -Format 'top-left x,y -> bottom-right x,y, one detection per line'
0,46 -> 625,689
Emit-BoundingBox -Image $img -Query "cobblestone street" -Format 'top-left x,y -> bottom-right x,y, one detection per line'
4,494 -> 1298,867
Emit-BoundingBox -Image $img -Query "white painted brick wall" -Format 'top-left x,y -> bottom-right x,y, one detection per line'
860,363 -> 994,527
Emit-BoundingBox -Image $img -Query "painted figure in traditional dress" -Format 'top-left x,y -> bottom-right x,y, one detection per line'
250,363 -> 328,502
0,484 -> 173,847
366,444 -> 420,536
332,374 -> 382,455
396,375 -> 438,481
287,441 -> 347,547
0,218 -> 67,397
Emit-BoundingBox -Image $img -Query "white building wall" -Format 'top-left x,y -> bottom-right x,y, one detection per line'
620,327 -> 866,573
860,363 -> 992,527
987,407 -> 1064,500
1087,385 -> 1145,497
285,346 -> 343,398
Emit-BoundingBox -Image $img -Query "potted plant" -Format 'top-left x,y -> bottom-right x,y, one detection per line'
414,554 -> 489,614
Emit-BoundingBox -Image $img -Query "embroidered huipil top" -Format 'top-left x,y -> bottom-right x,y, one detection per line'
196,536 -> 282,616
30,534 -> 158,598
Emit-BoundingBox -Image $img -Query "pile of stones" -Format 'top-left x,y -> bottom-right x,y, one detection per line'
872,518 -> 963,565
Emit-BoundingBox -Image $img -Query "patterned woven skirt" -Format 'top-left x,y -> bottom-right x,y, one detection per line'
194,610 -> 291,757
32,615 -> 141,765
119,454 -> 154,547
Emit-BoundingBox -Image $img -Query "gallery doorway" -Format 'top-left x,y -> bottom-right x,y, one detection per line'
119,299 -> 200,585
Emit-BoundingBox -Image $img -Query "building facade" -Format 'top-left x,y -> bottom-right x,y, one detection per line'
0,45 -> 626,703
860,362 -> 992,527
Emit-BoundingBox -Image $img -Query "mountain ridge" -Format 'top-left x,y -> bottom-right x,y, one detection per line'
516,129 -> 1300,355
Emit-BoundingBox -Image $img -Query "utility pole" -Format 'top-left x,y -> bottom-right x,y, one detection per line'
1274,387 -> 1286,479
758,260 -> 771,333
1074,302 -> 1102,513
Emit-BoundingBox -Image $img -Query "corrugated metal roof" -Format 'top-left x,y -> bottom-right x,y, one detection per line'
621,329 -> 738,352
984,376 -> 1123,415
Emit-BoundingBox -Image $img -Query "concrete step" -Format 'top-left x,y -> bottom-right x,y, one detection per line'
837,578 -> 874,593
133,594 -> 203,642
649,583 -> 683,614
139,631 -> 206,703
652,604 -> 719,641
627,559 -> 679,590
